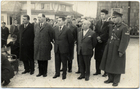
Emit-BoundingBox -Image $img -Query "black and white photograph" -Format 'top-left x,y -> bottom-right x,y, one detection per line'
1,0 -> 139,88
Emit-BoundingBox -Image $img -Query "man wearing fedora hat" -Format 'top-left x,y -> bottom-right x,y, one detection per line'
100,11 -> 130,86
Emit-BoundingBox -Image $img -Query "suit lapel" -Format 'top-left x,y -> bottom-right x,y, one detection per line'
82,29 -> 91,40
58,25 -> 65,36
40,22 -> 46,32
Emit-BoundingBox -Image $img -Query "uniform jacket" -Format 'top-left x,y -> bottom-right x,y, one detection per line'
100,22 -> 130,74
34,22 -> 54,61
19,23 -> 34,61
78,29 -> 97,56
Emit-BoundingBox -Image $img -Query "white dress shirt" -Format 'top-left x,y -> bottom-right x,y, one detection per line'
59,25 -> 64,31
83,29 -> 89,36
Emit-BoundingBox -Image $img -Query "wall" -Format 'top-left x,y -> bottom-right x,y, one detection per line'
96,1 -> 139,27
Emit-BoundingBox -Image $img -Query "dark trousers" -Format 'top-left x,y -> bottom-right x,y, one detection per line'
79,51 -> 92,77
55,52 -> 68,76
23,60 -> 34,72
95,60 -> 101,73
77,53 -> 80,71
108,73 -> 121,83
38,60 -> 48,75
68,60 -> 72,71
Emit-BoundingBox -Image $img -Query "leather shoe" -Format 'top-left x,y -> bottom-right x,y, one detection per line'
85,77 -> 89,81
53,75 -> 60,78
68,70 -> 72,73
22,71 -> 30,74
75,71 -> 80,74
93,72 -> 101,75
30,71 -> 34,75
112,83 -> 118,86
2,80 -> 10,86
77,76 -> 85,79
104,80 -> 113,84
62,76 -> 66,80
102,74 -> 107,77
36,74 -> 42,77
43,74 -> 47,77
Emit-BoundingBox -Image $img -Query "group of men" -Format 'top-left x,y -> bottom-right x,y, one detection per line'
1,9 -> 130,86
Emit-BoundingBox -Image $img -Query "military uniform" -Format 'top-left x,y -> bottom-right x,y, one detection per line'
100,22 -> 130,85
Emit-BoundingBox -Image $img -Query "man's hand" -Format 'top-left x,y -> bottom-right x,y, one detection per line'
119,52 -> 123,57
97,36 -> 101,40
98,39 -> 102,43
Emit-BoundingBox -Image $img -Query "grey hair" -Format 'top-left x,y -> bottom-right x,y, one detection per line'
83,20 -> 91,26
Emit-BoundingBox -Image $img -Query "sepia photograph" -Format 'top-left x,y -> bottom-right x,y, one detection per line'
1,0 -> 139,88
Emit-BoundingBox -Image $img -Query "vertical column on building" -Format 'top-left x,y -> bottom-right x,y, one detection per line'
27,1 -> 32,22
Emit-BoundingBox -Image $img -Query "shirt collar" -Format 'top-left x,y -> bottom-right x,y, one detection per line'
59,25 -> 64,30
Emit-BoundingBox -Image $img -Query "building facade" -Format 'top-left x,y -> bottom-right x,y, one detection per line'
1,1 -> 83,27
96,1 -> 139,36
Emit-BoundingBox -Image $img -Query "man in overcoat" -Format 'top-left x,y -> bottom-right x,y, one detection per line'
77,20 -> 97,81
53,17 -> 74,80
19,15 -> 34,75
100,11 -> 130,86
1,22 -> 9,47
94,9 -> 109,77
34,13 -> 54,77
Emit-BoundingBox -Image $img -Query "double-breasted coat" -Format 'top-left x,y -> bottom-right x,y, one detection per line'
34,22 -> 54,61
100,22 -> 130,74
19,23 -> 34,61
94,20 -> 109,61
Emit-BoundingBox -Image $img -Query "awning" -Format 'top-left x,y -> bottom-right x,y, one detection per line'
1,1 -> 21,15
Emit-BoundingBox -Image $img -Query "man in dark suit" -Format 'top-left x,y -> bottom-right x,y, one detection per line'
34,13 -> 54,77
53,17 -> 74,80
66,19 -> 77,73
77,20 -> 97,81
94,9 -> 109,77
19,15 -> 34,75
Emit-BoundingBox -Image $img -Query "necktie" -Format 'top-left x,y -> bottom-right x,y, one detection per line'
24,24 -> 26,28
40,23 -> 42,28
59,26 -> 62,32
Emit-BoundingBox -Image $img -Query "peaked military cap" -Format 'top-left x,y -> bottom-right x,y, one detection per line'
113,11 -> 123,17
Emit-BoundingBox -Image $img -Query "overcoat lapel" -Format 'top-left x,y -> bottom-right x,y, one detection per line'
22,23 -> 30,34
40,22 -> 47,32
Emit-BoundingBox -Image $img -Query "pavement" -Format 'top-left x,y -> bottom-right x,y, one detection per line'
2,38 -> 139,88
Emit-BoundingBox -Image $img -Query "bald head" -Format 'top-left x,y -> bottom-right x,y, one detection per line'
38,13 -> 46,23
82,20 -> 91,30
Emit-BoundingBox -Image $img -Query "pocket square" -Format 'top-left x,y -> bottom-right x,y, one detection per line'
88,36 -> 91,37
